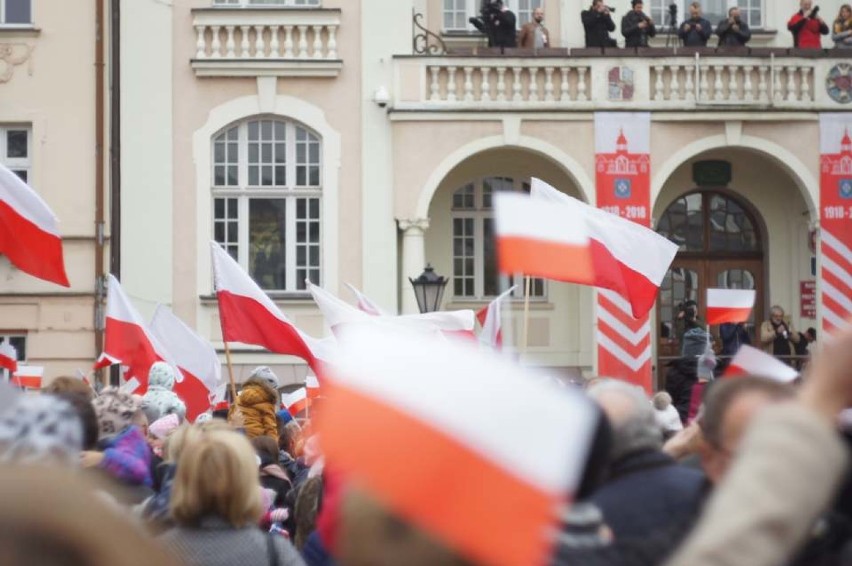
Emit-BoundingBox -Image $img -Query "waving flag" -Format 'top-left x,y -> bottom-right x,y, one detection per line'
530,179 -> 677,318
724,345 -> 799,382
0,163 -> 69,286
477,286 -> 516,350
344,283 -> 391,316
283,387 -> 311,416
706,289 -> 756,325
11,366 -> 43,389
318,324 -> 597,566
150,305 -> 222,421
211,243 -> 323,373
0,342 -> 17,373
494,192 -> 594,286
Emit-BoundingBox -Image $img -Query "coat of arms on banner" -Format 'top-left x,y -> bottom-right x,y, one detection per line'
608,67 -> 634,101
614,179 -> 632,199
840,178 -> 852,199
826,64 -> 852,104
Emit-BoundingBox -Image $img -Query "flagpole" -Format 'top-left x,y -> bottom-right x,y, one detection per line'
223,340 -> 238,402
521,275 -> 532,355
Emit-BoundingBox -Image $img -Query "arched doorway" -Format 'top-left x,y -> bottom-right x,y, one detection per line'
656,189 -> 765,358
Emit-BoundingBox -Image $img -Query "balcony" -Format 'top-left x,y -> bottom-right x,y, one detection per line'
392,49 -> 852,112
190,7 -> 342,78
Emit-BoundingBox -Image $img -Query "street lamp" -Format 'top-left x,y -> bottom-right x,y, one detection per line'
408,264 -> 448,314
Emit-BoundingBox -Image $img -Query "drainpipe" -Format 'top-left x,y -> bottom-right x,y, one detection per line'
95,0 -> 106,378
108,0 -> 121,386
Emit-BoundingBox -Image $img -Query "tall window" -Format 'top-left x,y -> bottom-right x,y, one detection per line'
649,0 -> 762,30
514,0 -> 542,26
212,118 -> 322,292
442,0 -> 542,31
213,0 -> 321,6
0,334 -> 26,380
451,177 -> 545,300
0,0 -> 30,24
0,127 -> 30,183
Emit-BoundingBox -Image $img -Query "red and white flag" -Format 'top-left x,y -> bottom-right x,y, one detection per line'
306,374 -> 320,400
97,274 -> 170,389
706,289 -> 756,325
11,366 -> 43,389
283,387 -> 311,416
344,283 -> 391,316
93,352 -> 120,370
150,305 -> 222,421
211,243 -> 322,373
0,342 -> 17,373
494,192 -> 595,287
724,345 -> 799,383
318,324 -> 597,566
0,163 -> 69,287
476,286 -> 516,350
530,179 -> 677,318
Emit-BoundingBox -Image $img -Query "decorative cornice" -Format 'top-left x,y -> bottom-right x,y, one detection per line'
397,217 -> 430,233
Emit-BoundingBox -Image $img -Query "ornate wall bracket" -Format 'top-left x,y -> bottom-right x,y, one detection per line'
412,10 -> 446,55
0,43 -> 34,83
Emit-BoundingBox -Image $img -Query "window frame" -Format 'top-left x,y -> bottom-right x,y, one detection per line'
211,0 -> 321,7
0,126 -> 31,184
442,0 -> 543,32
0,0 -> 32,26
648,0 -> 763,31
0,333 -> 26,380
211,118 -> 323,293
450,177 -> 546,302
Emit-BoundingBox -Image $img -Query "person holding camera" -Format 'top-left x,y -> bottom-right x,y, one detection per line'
788,0 -> 829,48
831,4 -> 852,48
760,305 -> 801,363
678,1 -> 713,47
621,0 -> 656,47
716,6 -> 752,47
469,0 -> 518,49
582,0 -> 617,48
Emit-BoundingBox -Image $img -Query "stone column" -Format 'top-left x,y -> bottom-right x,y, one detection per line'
398,218 -> 430,314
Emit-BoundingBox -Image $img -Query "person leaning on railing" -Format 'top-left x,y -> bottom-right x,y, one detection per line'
760,305 -> 801,364
582,0 -> 618,47
716,6 -> 752,47
832,4 -> 852,48
621,0 -> 656,48
679,1 -> 713,47
788,0 -> 829,48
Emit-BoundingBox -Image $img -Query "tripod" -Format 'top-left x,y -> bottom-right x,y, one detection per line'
665,4 -> 678,48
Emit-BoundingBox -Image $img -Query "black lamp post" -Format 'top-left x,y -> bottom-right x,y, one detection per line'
408,264 -> 448,314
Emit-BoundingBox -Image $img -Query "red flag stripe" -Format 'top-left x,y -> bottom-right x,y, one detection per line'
10,375 -> 41,389
498,236 -> 594,285
706,306 -> 754,325
0,199 -> 69,287
588,239 -> 662,319
174,369 -> 214,422
103,317 -> 164,389
0,352 -> 17,373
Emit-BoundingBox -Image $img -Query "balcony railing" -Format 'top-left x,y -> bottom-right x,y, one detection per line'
392,49 -> 852,111
191,7 -> 342,77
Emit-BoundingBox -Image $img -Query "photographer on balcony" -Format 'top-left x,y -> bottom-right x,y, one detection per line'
582,0 -> 617,48
788,0 -> 829,48
679,1 -> 713,47
832,4 -> 852,48
469,0 -> 517,49
716,6 -> 752,47
621,0 -> 656,48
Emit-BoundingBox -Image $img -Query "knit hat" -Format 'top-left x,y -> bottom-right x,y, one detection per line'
141,362 -> 187,423
148,362 -> 176,391
276,408 -> 293,424
681,327 -> 710,359
0,395 -> 83,466
149,413 -> 180,440
92,388 -> 141,440
250,366 -> 280,390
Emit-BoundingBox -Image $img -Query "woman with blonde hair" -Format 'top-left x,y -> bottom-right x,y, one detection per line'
833,4 -> 852,47
159,428 -> 304,565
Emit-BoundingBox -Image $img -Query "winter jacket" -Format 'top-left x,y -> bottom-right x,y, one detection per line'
236,378 -> 280,442
789,10 -> 829,48
142,362 -> 187,422
719,322 -> 750,356
716,17 -> 751,46
582,9 -> 616,47
622,10 -> 656,47
678,17 -> 713,46
833,17 -> 852,47
665,358 -> 698,425
98,425 -> 153,488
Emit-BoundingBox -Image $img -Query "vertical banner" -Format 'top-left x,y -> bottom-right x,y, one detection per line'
594,112 -> 653,393
819,114 -> 852,336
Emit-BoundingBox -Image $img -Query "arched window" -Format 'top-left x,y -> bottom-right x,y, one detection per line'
212,117 -> 322,292
656,191 -> 761,254
451,177 -> 545,300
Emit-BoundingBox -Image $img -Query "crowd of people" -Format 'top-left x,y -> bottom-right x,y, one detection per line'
473,0 -> 851,50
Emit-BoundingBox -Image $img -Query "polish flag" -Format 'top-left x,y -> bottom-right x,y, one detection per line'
306,374 -> 321,400
0,342 -> 17,373
494,191 -> 594,287
93,352 -> 121,370
211,242 -> 322,374
0,163 -> 69,287
724,345 -> 799,383
477,286 -> 516,350
344,283 -> 391,316
317,324 -> 597,566
11,366 -> 43,389
150,305 -> 222,421
530,179 -> 678,318
98,274 -> 172,390
706,289 -> 756,325
283,387 -> 311,416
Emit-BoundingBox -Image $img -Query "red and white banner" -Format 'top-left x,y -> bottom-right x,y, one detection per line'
819,114 -> 852,337
706,289 -> 756,325
0,342 -> 17,373
0,163 -> 69,287
724,345 -> 799,383
11,365 -> 43,389
594,112 -> 653,393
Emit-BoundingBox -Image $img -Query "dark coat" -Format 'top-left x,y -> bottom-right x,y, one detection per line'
489,9 -> 517,48
622,10 -> 656,47
582,9 -> 617,47
716,17 -> 752,46
678,16 -> 713,46
665,358 -> 698,424
591,450 -> 705,541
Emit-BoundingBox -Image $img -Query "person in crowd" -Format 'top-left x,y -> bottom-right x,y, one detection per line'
149,412 -> 181,459
469,0 -> 517,49
716,6 -> 752,46
253,435 -> 292,508
142,361 -> 187,423
294,476 -> 324,551
160,427 -> 304,566
278,409 -> 309,486
622,0 -> 656,47
582,0 -> 617,47
719,322 -> 750,358
235,366 -> 281,442
653,391 -> 684,440
833,4 -> 852,47
0,393 -> 83,466
789,0 -> 829,48
674,299 -> 701,346
679,2 -> 713,46
664,311 -> 709,425
42,375 -> 95,400
52,390 -> 100,452
760,305 -> 801,363
519,6 -> 549,48
586,380 -> 705,543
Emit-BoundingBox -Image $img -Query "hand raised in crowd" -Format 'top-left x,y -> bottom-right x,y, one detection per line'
800,324 -> 852,424
663,420 -> 703,460
80,450 -> 105,468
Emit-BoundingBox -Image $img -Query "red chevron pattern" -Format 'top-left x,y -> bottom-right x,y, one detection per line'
821,230 -> 852,336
